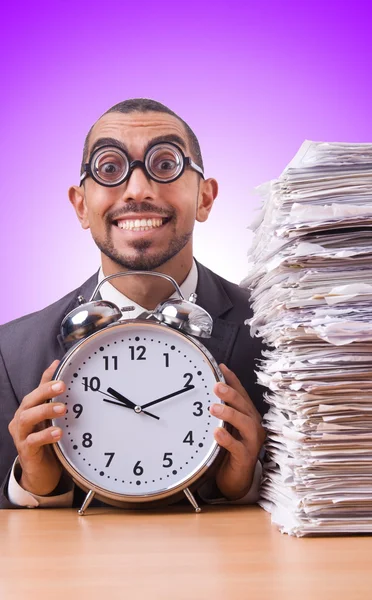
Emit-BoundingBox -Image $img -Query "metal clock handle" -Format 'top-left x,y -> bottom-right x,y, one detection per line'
89,271 -> 185,302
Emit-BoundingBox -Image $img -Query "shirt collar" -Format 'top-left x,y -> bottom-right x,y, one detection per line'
98,260 -> 198,320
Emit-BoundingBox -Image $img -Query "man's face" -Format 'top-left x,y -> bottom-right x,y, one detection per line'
70,111 -> 216,272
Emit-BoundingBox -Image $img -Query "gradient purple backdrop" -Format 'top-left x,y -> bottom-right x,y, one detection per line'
1,0 -> 371,323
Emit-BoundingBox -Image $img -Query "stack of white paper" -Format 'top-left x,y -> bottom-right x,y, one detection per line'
243,140 -> 372,536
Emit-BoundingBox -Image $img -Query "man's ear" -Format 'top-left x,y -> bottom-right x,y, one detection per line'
196,178 -> 218,223
68,185 -> 90,230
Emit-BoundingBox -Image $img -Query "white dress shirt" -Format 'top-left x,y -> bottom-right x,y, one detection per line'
8,261 -> 261,507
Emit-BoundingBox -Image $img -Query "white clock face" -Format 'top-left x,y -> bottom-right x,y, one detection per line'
52,321 -> 224,500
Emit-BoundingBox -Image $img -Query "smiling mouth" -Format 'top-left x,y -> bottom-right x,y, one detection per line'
114,217 -> 171,232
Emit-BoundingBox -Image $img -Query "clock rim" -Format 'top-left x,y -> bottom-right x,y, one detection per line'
50,319 -> 226,505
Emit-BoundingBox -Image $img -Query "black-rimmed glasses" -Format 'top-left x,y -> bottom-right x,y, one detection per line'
80,141 -> 204,187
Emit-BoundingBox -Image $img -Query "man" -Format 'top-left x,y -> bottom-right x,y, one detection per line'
0,99 -> 265,509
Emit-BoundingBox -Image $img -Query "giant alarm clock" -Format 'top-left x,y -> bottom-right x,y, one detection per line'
51,272 -> 226,515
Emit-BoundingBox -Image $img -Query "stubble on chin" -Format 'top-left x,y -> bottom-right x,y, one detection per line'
92,225 -> 193,272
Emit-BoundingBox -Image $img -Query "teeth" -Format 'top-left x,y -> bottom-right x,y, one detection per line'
117,218 -> 164,231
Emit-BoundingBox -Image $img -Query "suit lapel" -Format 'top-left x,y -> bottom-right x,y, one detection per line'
56,271 -> 100,356
194,261 -> 239,366
201,318 -> 240,367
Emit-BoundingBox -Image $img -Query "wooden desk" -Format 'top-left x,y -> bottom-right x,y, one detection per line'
0,506 -> 370,600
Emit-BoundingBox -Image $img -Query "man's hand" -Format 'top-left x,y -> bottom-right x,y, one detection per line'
8,360 -> 66,496
210,364 -> 266,501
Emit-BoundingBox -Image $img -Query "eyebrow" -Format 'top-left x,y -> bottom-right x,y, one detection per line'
88,133 -> 188,160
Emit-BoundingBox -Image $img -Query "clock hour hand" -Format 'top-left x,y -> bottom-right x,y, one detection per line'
141,385 -> 195,409
83,384 -> 133,409
106,387 -> 137,409
107,387 -> 160,420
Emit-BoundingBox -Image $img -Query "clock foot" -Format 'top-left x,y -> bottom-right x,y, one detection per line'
183,487 -> 201,513
78,489 -> 96,515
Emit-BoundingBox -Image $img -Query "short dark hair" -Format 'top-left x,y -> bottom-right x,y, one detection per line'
80,98 -> 204,176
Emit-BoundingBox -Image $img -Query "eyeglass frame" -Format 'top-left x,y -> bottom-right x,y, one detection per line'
80,141 -> 205,187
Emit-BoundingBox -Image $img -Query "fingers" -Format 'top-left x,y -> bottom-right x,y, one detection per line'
22,371 -> 65,410
39,359 -> 60,386
214,426 -> 246,457
210,402 -> 258,445
214,426 -> 257,500
214,425 -> 256,491
17,401 -> 66,440
211,403 -> 265,483
8,360 -> 66,452
219,363 -> 248,399
21,426 -> 63,457
21,360 -> 65,410
211,365 -> 266,501
211,364 -> 266,451
8,360 -> 66,495
214,364 -> 261,423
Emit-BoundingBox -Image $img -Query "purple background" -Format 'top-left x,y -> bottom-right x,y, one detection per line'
1,0 -> 371,324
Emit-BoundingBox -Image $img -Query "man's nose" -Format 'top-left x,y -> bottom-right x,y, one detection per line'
121,164 -> 155,202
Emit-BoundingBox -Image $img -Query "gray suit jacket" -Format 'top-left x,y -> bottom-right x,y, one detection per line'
0,261 -> 265,508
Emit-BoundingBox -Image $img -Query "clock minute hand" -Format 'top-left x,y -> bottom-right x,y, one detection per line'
107,387 -> 160,420
102,398 -> 160,421
141,385 -> 195,410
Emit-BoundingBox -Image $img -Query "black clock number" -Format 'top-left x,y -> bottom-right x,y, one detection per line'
72,404 -> 83,418
129,346 -> 146,360
104,452 -> 115,468
162,452 -> 173,468
163,353 -> 169,368
193,402 -> 203,417
82,433 -> 93,448
83,376 -> 101,392
183,431 -> 194,445
133,460 -> 144,476
183,373 -> 193,387
103,356 -> 118,370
